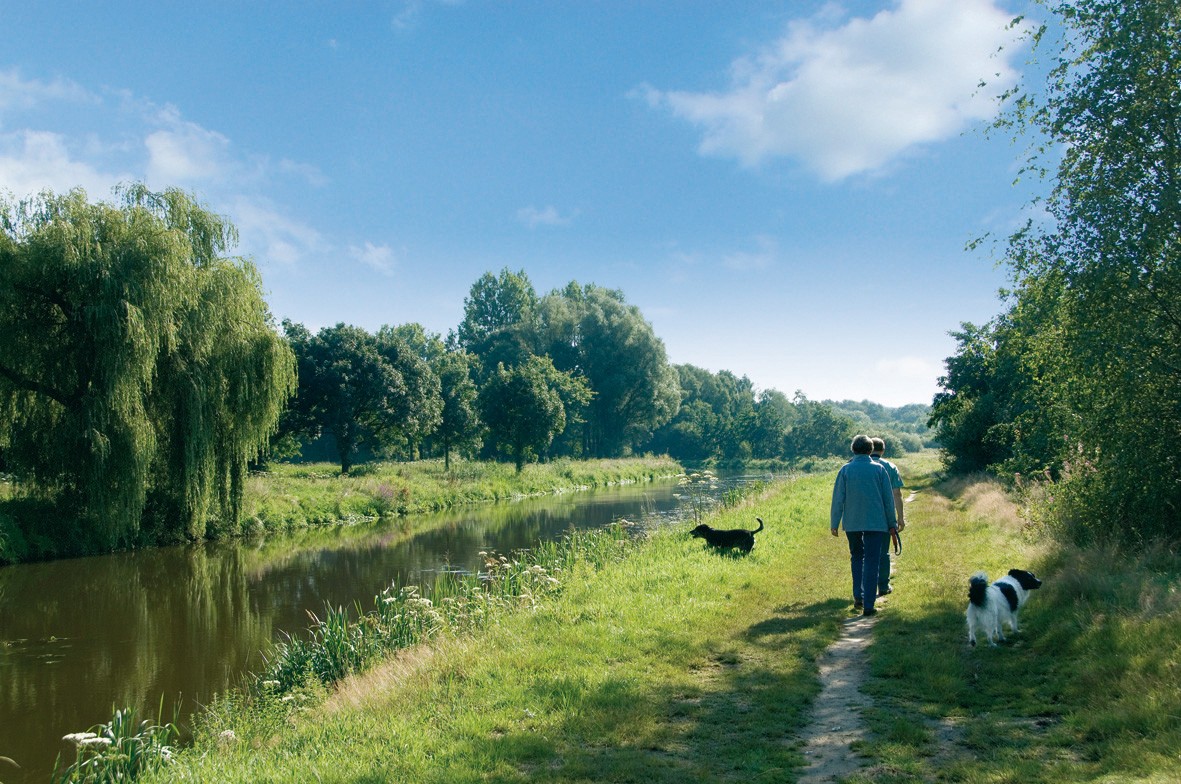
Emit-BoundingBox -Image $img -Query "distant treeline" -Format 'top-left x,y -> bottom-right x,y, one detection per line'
0,191 -> 927,559
275,267 -> 931,472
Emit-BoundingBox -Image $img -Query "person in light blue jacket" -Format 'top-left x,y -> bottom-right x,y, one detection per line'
831,434 -> 897,616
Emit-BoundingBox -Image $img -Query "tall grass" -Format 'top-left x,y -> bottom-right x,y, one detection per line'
52,704 -> 178,784
258,524 -> 635,696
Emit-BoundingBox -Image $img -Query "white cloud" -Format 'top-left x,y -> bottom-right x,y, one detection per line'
517,204 -> 576,228
0,69 -> 340,274
0,130 -> 127,199
0,68 -> 94,117
349,241 -> 397,275
229,197 -> 328,267
144,105 -> 234,186
648,0 -> 1030,181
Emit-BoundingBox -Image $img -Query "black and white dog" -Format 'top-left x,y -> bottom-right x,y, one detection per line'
966,569 -> 1043,647
690,517 -> 764,554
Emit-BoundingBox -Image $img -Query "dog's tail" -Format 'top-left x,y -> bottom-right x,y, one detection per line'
753,517 -> 764,534
968,572 -> 990,607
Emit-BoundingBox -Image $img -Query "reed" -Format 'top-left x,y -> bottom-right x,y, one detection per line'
52,703 -> 178,784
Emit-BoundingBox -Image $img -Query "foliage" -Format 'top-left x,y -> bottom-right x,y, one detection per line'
935,0 -> 1181,543
478,356 -> 582,471
53,705 -> 178,784
537,283 -> 681,457
281,322 -> 442,474
0,186 -> 294,549
456,267 -> 538,354
428,349 -> 483,470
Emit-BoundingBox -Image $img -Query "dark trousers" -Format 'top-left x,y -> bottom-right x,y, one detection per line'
879,546 -> 892,593
846,531 -> 887,610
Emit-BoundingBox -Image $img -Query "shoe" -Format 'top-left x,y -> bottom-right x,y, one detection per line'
853,599 -> 864,611
878,587 -> 893,596
862,608 -> 878,617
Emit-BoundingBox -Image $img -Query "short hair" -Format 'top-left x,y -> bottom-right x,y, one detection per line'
871,437 -> 886,454
851,434 -> 874,455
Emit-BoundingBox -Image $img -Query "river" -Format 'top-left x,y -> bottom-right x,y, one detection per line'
0,471 -> 764,782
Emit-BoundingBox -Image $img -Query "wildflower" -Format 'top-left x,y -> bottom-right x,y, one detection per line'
63,732 -> 98,746
219,729 -> 238,743
79,737 -> 113,749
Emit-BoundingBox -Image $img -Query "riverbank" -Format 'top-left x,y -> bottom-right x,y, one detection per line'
0,457 -> 682,564
242,456 -> 684,532
140,454 -> 1181,782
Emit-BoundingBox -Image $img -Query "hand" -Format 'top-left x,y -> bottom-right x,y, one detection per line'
898,521 -> 906,532
831,528 -> 839,537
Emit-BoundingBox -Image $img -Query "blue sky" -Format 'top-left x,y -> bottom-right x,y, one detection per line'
1,1 -> 1042,407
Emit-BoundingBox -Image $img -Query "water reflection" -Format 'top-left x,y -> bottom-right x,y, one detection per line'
0,473 -> 762,782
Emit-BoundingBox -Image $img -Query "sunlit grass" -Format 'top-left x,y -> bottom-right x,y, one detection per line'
242,456 -> 682,533
137,452 -> 1181,783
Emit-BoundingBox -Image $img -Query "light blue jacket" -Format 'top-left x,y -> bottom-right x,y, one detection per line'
831,454 -> 897,533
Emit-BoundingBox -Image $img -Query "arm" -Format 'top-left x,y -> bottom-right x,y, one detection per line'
893,488 -> 905,531
830,471 -> 845,535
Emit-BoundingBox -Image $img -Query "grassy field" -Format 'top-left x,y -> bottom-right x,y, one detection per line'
128,453 -> 1180,783
240,456 -> 683,532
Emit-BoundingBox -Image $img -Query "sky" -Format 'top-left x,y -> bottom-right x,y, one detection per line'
0,0 -> 1045,408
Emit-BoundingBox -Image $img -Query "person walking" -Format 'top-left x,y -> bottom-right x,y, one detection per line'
831,434 -> 898,616
871,436 -> 906,597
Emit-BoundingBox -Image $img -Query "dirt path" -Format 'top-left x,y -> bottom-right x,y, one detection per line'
796,492 -> 917,781
795,613 -> 877,783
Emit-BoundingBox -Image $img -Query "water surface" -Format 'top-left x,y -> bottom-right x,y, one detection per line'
0,474 -> 757,781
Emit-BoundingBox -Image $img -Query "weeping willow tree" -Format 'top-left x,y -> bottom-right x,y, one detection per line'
0,185 -> 295,550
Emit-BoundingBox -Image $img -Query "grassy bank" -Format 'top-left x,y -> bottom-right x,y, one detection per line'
135,454 -> 1180,783
0,457 -> 681,563
241,456 -> 682,532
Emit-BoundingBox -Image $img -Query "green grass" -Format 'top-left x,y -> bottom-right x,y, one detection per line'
240,456 -> 683,533
138,453 -> 1181,783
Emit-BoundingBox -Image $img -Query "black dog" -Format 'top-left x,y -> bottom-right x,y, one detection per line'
690,517 -> 764,554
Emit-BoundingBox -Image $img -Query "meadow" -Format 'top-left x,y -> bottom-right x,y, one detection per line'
66,452 -> 1180,783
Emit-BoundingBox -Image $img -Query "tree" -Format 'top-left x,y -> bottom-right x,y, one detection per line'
430,349 -> 482,470
478,357 -> 571,472
284,323 -> 440,474
456,268 -> 538,380
960,0 -> 1181,540
0,186 -> 295,548
376,326 -> 443,459
785,393 -> 856,460
538,283 -> 680,456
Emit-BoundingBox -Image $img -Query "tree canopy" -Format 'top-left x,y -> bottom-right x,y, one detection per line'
0,186 -> 295,549
933,0 -> 1181,543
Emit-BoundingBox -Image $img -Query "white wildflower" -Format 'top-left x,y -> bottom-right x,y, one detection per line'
63,732 -> 98,746
79,737 -> 112,749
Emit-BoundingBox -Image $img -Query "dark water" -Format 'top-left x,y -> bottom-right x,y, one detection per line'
0,473 -> 763,782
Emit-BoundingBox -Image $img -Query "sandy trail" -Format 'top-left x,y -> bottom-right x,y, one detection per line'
795,613 -> 877,782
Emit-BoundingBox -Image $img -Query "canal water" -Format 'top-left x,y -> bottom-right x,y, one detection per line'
0,472 -> 764,782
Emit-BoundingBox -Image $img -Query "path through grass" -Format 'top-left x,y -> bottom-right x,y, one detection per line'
142,454 -> 1181,783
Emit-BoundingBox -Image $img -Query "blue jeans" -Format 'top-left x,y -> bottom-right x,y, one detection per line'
846,531 -> 887,610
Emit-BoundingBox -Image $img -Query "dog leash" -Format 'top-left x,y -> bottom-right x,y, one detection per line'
891,528 -> 902,555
